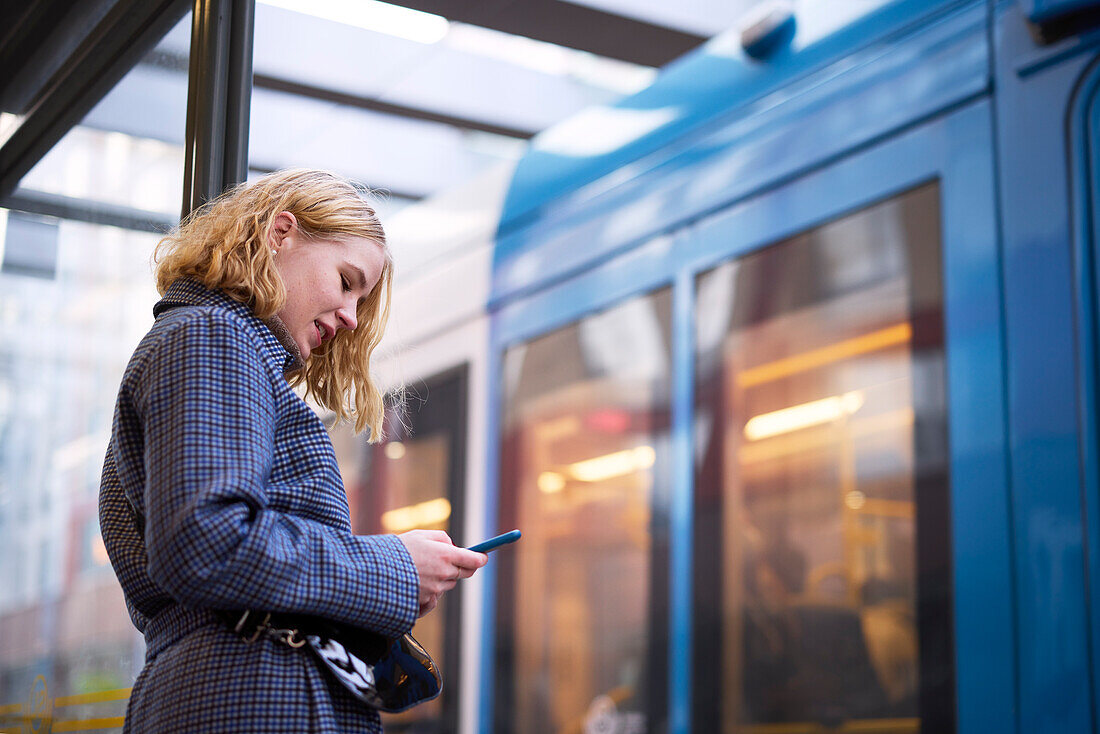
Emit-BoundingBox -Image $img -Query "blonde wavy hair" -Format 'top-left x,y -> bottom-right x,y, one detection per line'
154,168 -> 393,440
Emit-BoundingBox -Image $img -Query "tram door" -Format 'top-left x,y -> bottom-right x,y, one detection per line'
492,291 -> 673,734
992,4 -> 1100,732
350,366 -> 470,734
692,184 -> 948,734
680,82 -> 1027,733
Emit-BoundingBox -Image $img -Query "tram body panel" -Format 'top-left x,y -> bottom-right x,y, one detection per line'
992,3 -> 1100,732
494,0 -> 974,237
491,2 -> 990,309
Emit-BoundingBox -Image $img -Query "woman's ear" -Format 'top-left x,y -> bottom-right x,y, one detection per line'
268,211 -> 298,250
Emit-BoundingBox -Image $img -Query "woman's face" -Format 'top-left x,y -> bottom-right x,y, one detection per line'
269,211 -> 386,359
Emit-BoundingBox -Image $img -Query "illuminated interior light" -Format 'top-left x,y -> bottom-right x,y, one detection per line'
738,407 -> 914,465
537,471 -> 566,494
845,490 -> 867,510
381,498 -> 452,533
385,441 -> 406,460
259,0 -> 449,44
585,409 -> 631,434
737,323 -> 912,388
568,446 -> 656,482
744,391 -> 864,441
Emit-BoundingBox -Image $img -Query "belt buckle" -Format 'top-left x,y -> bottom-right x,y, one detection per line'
232,610 -> 252,634
232,610 -> 272,644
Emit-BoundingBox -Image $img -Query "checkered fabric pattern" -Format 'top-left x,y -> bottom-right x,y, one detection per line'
99,278 -> 419,733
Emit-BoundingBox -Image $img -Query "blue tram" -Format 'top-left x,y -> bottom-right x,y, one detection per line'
353,1 -> 1100,733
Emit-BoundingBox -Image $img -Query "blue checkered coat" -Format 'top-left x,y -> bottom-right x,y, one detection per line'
98,279 -> 419,732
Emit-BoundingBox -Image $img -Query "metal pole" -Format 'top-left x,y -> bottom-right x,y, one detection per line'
181,0 -> 254,219
223,0 -> 255,189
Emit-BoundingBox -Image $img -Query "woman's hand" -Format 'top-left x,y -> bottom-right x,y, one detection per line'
398,529 -> 488,616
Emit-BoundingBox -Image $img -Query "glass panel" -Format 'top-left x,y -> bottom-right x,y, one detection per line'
496,289 -> 672,734
245,1 -> 660,223
332,367 -> 468,734
0,13 -> 191,734
15,15 -> 190,219
692,183 -> 952,734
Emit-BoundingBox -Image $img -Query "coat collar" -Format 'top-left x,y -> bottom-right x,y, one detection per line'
154,278 -> 305,374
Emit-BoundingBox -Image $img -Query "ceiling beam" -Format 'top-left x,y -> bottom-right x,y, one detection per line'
145,49 -> 538,140
0,0 -> 118,114
254,75 -> 537,140
387,0 -> 706,67
3,188 -> 176,233
248,164 -> 425,202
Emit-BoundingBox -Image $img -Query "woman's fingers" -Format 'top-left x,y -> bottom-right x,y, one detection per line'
424,529 -> 452,544
399,529 -> 490,617
453,547 -> 489,571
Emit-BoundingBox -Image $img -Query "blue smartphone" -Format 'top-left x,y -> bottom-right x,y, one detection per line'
468,529 -> 521,553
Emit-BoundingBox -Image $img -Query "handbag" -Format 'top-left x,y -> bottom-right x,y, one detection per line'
222,609 -> 442,713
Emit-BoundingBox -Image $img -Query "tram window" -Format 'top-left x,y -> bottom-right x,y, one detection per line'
342,366 -> 468,734
495,290 -> 672,734
692,182 -> 953,733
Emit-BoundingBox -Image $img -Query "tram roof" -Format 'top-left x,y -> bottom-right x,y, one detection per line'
496,0 -> 972,235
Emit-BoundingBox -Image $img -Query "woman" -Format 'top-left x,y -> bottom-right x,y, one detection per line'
98,169 -> 486,732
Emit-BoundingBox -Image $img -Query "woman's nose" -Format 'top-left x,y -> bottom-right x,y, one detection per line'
336,306 -> 357,332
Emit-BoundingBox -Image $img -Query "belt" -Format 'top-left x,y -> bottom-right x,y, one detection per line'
215,609 -> 388,661
217,609 -> 310,648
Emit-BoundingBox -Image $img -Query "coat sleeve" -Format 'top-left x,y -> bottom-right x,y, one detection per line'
132,310 -> 418,638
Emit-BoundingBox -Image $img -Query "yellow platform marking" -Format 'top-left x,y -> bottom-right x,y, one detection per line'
739,719 -> 919,734
52,717 -> 127,732
54,688 -> 132,707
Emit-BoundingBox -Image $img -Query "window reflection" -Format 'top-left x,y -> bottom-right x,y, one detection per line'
18,128 -> 184,217
693,183 -> 952,733
0,216 -> 162,730
496,289 -> 671,734
373,432 -> 450,729
0,13 -> 191,733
